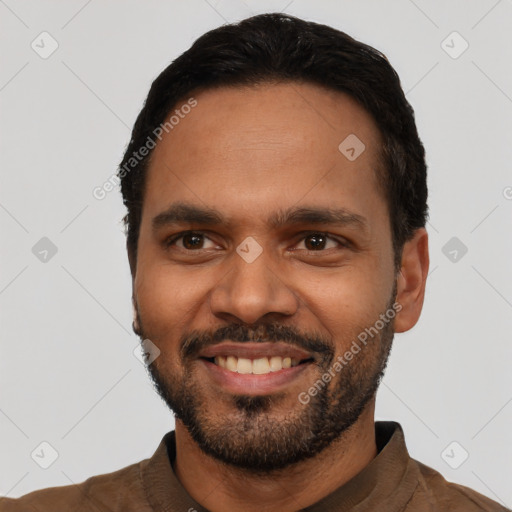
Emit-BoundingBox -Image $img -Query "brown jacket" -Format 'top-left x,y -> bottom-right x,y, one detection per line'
1,421 -> 509,511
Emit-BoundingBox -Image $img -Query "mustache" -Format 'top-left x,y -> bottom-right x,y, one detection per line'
180,323 -> 333,364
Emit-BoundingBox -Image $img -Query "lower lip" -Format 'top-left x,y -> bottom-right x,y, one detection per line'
199,359 -> 312,395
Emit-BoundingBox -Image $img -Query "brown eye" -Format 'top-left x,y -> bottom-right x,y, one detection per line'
165,231 -> 217,250
304,233 -> 328,250
182,233 -> 204,249
296,233 -> 342,251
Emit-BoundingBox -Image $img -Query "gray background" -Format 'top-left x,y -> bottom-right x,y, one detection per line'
1,0 -> 511,506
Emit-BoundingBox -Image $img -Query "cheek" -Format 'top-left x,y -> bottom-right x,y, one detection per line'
135,262 -> 209,337
298,265 -> 392,326
292,271 -> 395,366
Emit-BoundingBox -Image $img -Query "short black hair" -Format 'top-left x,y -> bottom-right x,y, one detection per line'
118,12 -> 428,271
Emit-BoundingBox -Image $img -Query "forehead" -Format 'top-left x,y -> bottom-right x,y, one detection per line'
142,81 -> 386,229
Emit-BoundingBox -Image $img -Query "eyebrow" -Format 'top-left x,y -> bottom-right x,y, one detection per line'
152,202 -> 369,234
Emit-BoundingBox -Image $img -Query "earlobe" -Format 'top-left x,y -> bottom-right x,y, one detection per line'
394,228 -> 429,333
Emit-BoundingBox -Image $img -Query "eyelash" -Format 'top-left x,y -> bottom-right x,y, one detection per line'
164,231 -> 350,252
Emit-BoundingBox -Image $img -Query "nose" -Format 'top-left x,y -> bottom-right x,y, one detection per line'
209,246 -> 299,325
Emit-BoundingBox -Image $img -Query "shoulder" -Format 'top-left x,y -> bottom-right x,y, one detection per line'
411,459 -> 510,512
0,460 -> 149,512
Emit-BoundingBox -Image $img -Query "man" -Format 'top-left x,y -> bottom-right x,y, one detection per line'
1,12 -> 508,512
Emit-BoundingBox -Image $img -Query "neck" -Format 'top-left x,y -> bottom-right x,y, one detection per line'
173,400 -> 377,512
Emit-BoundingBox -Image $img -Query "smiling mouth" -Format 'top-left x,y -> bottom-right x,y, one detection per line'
200,355 -> 315,375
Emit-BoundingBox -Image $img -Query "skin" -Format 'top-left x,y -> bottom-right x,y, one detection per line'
130,82 -> 429,511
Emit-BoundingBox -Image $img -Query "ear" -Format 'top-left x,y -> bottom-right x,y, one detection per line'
132,294 -> 141,336
127,241 -> 137,279
394,228 -> 429,333
127,242 -> 140,335
126,241 -> 140,335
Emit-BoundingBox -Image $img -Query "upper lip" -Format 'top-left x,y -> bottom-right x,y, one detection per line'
198,342 -> 314,361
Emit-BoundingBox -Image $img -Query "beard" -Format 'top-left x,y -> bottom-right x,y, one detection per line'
134,289 -> 397,474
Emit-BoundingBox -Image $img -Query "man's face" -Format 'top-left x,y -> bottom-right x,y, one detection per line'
133,82 -> 398,471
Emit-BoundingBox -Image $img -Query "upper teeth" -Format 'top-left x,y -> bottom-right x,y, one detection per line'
214,356 -> 300,374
